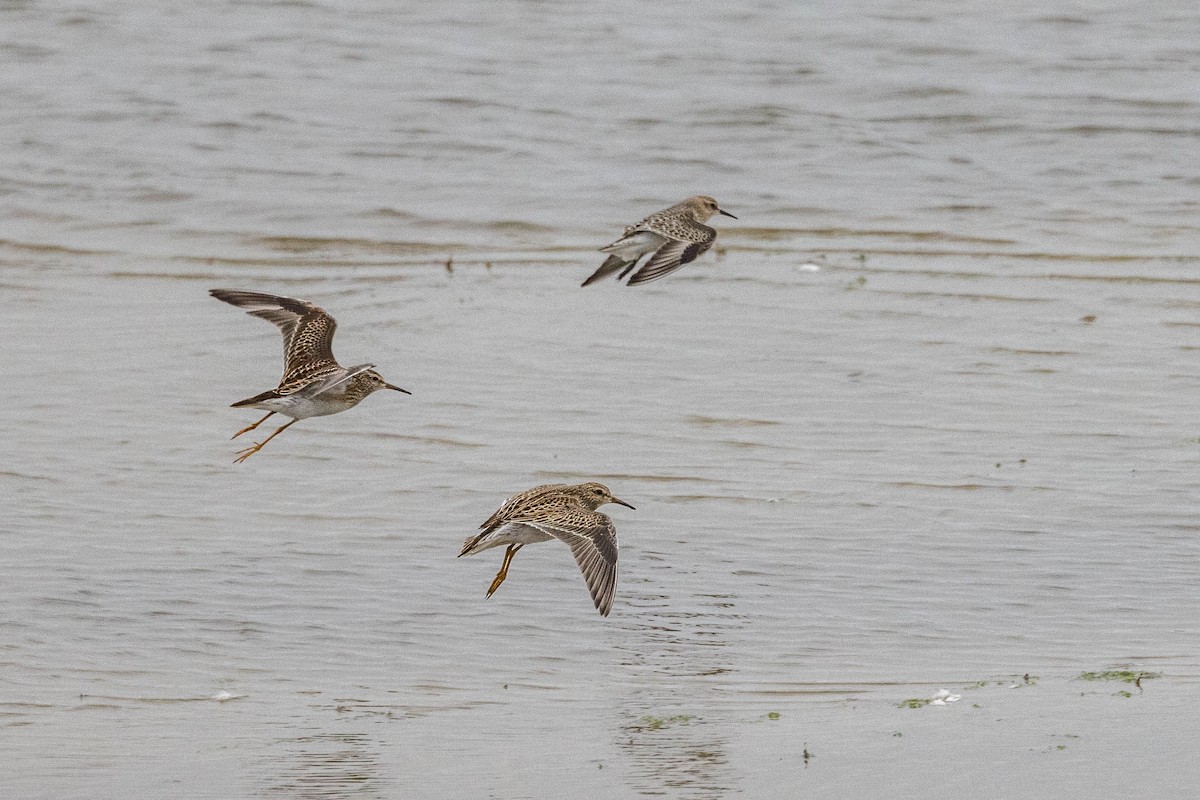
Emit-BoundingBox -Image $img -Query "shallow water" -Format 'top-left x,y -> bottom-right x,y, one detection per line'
3,1 -> 1199,798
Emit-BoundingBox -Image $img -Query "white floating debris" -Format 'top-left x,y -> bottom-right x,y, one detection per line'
797,263 -> 821,272
210,691 -> 244,702
930,689 -> 961,705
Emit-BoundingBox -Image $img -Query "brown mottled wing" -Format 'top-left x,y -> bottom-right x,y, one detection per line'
461,484 -> 570,554
527,512 -> 618,616
626,238 -> 713,286
209,289 -> 339,384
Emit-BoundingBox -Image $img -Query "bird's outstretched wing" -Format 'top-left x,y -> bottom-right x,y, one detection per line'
527,513 -> 618,616
210,289 -> 340,385
626,238 -> 713,286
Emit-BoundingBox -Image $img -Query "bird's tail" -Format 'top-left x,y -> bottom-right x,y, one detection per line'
458,533 -> 485,557
230,389 -> 281,408
582,254 -> 634,287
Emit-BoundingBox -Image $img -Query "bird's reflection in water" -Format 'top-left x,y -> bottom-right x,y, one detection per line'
262,731 -> 385,800
611,589 -> 747,798
619,712 -> 734,800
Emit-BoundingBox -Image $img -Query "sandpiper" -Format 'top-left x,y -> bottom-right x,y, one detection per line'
459,482 -> 634,617
582,195 -> 737,287
210,289 -> 409,463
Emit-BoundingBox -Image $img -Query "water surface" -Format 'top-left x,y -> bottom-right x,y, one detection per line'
3,2 -> 1199,798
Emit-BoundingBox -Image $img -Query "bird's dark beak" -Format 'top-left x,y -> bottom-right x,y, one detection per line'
612,497 -> 635,510
718,208 -> 737,219
385,383 -> 412,395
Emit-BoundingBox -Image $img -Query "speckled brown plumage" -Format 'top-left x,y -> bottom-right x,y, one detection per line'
210,289 -> 409,462
459,482 -> 634,617
582,195 -> 737,287
210,289 -> 339,392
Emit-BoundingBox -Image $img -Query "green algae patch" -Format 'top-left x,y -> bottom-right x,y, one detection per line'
1078,670 -> 1160,684
899,698 -> 931,709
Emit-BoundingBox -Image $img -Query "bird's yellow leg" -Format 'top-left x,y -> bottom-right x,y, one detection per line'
486,544 -> 523,598
234,418 -> 298,464
232,411 -> 275,439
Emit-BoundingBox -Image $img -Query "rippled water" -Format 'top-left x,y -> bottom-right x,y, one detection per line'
3,2 -> 1199,798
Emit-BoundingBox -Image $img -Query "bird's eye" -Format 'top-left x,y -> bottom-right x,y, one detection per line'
593,488 -> 604,495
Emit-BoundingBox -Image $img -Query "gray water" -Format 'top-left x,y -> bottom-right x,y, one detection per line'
3,1 -> 1199,798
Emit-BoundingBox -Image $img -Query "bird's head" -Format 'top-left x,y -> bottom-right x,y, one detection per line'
688,195 -> 737,222
574,482 -> 635,511
362,369 -> 411,396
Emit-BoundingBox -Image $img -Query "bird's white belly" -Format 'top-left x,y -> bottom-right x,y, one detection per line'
475,523 -> 556,552
254,392 -> 359,420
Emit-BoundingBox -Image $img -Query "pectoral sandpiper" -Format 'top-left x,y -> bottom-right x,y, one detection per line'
459,482 -> 634,617
210,289 -> 409,463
